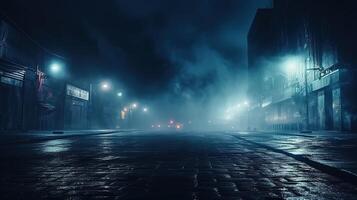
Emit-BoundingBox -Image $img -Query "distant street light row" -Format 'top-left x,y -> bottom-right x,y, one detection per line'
47,60 -> 154,128
121,102 -> 149,115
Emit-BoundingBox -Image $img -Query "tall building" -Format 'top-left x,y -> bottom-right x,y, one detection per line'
248,0 -> 357,131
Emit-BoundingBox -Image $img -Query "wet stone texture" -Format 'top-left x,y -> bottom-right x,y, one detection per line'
0,131 -> 357,199
231,131 -> 357,175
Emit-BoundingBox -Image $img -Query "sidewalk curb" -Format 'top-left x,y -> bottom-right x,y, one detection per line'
231,135 -> 357,186
234,130 -> 355,138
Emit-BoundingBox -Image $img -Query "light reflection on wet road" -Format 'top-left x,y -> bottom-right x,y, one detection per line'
0,131 -> 357,199
40,139 -> 73,153
233,131 -> 357,175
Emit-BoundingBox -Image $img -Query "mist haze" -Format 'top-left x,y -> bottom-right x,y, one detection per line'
2,0 -> 270,127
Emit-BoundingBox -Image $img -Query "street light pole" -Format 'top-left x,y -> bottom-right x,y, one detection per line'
128,107 -> 133,129
304,59 -> 310,130
88,83 -> 93,129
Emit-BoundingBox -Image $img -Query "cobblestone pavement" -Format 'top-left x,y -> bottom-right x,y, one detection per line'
1,131 -> 357,199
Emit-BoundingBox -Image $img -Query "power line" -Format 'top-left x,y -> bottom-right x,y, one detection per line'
0,9 -> 65,60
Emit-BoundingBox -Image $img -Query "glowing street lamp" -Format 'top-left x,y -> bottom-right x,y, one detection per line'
143,107 -> 148,112
50,63 -> 61,73
244,101 -> 249,106
284,56 -> 300,76
132,103 -> 137,109
100,82 -> 110,91
49,62 -> 64,77
117,92 -> 123,97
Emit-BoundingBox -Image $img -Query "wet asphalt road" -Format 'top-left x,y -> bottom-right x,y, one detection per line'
1,131 -> 357,199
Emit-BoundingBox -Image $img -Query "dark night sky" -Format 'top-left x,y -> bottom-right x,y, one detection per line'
1,0 -> 270,120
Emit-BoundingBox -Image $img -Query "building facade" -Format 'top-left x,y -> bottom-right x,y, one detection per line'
1,18 -> 90,131
65,83 -> 89,129
0,19 -> 39,131
248,0 -> 357,131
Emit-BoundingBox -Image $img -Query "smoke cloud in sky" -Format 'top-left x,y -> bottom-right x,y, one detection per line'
1,0 -> 270,122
